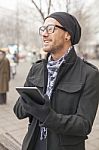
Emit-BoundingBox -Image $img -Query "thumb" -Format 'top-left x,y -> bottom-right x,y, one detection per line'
44,94 -> 49,101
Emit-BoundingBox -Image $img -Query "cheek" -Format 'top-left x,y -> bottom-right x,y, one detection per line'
55,36 -> 65,46
50,32 -> 65,46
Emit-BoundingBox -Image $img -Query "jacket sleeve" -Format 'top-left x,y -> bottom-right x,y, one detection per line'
13,97 -> 29,119
42,69 -> 99,137
13,65 -> 34,119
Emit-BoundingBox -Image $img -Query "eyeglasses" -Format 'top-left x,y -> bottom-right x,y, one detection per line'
39,24 -> 66,35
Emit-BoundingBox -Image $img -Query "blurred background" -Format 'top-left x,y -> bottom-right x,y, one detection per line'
0,0 -> 99,61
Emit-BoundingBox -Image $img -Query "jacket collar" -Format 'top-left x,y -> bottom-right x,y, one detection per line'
63,46 -> 77,64
44,46 -> 77,64
43,47 -> 77,94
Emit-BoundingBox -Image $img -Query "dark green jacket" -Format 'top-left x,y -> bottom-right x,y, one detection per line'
14,48 -> 99,150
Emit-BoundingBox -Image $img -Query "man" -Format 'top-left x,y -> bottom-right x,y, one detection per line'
13,12 -> 99,150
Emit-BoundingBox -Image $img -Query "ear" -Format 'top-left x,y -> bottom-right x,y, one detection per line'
65,32 -> 71,41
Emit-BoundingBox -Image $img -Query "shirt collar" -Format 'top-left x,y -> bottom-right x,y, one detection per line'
48,46 -> 72,62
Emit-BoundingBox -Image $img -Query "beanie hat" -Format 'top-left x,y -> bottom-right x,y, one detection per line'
45,12 -> 81,45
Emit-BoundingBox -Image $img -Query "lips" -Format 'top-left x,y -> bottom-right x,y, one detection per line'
43,39 -> 49,42
43,39 -> 50,46
44,40 -> 49,43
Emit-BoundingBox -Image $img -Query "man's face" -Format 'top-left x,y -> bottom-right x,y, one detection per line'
40,18 -> 68,54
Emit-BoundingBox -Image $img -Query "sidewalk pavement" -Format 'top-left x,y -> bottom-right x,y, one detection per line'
0,59 -> 99,150
0,61 -> 31,149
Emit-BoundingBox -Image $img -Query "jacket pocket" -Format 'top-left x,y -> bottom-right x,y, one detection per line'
57,82 -> 83,93
54,82 -> 84,114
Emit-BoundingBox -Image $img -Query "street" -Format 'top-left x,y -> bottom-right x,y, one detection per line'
0,59 -> 99,150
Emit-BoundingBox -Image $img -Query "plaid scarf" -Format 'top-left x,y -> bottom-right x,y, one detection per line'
46,55 -> 65,98
40,47 -> 72,140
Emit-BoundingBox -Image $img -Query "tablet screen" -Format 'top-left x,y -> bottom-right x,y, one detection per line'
16,86 -> 45,105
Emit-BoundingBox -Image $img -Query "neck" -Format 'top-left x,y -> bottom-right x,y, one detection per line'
51,46 -> 72,61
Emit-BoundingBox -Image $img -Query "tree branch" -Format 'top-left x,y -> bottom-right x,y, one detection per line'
47,0 -> 51,15
32,0 -> 45,21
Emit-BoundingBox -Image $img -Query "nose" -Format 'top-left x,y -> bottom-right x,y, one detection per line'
42,29 -> 49,36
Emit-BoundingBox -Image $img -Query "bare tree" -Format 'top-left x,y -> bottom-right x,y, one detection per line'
66,0 -> 71,13
0,3 -> 41,51
31,0 -> 52,21
70,0 -> 99,55
0,9 -> 16,47
31,0 -> 73,21
69,1 -> 90,51
0,0 -> 98,55
91,0 -> 99,34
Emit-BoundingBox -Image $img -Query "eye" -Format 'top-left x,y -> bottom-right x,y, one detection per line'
40,26 -> 45,31
47,25 -> 54,33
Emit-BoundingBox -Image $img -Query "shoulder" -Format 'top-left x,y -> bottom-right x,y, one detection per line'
28,59 -> 45,75
77,57 -> 99,82
82,59 -> 98,72
32,59 -> 44,67
77,57 -> 99,74
35,59 -> 43,64
81,59 -> 99,81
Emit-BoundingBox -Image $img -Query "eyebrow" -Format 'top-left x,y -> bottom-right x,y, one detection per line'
39,24 -> 67,35
55,25 -> 66,31
43,24 -> 66,31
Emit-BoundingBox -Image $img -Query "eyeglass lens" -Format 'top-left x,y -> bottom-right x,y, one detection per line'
39,25 -> 55,35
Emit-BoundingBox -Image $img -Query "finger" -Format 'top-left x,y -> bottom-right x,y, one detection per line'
21,92 -> 31,101
21,97 -> 26,103
44,94 -> 49,101
21,93 -> 35,105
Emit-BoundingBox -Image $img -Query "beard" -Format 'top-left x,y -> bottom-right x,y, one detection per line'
42,42 -> 64,54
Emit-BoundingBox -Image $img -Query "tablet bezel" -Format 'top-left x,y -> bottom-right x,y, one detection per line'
16,86 -> 45,105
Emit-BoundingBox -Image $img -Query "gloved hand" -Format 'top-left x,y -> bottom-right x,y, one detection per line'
21,93 -> 51,123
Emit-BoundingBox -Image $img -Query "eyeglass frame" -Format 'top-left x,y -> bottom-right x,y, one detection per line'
39,24 -> 66,35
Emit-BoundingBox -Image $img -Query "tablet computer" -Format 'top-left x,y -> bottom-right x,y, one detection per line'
16,86 -> 45,105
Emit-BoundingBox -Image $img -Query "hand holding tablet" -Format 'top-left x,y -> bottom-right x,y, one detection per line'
16,86 -> 45,105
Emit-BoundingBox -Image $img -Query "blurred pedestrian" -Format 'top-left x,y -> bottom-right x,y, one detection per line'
0,49 -> 10,104
13,51 -> 19,64
6,50 -> 17,79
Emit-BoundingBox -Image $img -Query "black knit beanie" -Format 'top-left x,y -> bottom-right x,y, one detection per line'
45,12 -> 81,45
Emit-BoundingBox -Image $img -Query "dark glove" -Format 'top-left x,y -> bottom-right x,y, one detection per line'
21,93 -> 50,122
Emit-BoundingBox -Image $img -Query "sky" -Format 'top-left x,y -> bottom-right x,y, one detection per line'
0,0 -> 95,10
0,0 -> 17,10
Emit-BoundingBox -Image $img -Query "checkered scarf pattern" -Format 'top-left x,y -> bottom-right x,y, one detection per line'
40,47 -> 72,141
46,55 -> 65,98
